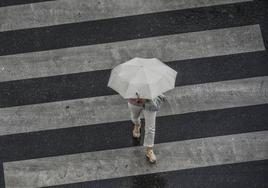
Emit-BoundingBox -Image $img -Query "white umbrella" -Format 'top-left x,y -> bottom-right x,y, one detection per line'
108,57 -> 177,99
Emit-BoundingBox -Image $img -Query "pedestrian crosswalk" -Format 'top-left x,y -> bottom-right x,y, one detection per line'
1,1 -> 266,56
4,131 -> 268,187
0,0 -> 252,32
0,25 -> 265,82
0,0 -> 267,187
1,76 -> 268,135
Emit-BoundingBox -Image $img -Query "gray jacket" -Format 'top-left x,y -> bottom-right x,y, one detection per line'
144,94 -> 167,112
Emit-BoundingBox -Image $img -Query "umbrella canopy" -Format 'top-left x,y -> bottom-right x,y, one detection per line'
108,57 -> 177,99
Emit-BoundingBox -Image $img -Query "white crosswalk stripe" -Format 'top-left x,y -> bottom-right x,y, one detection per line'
0,25 -> 264,82
0,0 -> 252,32
3,131 -> 268,188
0,76 -> 267,136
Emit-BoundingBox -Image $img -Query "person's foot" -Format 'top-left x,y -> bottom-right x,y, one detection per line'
132,123 -> 141,138
146,148 -> 156,163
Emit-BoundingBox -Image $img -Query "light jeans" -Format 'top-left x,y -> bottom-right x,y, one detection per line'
128,102 -> 156,147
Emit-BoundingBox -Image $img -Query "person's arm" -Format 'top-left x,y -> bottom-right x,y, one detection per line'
144,94 -> 166,111
157,94 -> 167,102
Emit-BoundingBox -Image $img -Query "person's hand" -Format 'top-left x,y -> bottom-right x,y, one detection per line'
136,98 -> 145,104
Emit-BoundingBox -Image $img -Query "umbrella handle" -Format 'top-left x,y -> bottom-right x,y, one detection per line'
136,92 -> 140,99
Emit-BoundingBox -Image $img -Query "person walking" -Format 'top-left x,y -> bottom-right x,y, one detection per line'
107,57 -> 177,164
128,93 -> 167,163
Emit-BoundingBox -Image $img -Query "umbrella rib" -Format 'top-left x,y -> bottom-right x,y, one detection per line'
143,68 -> 154,98
124,69 -> 142,98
